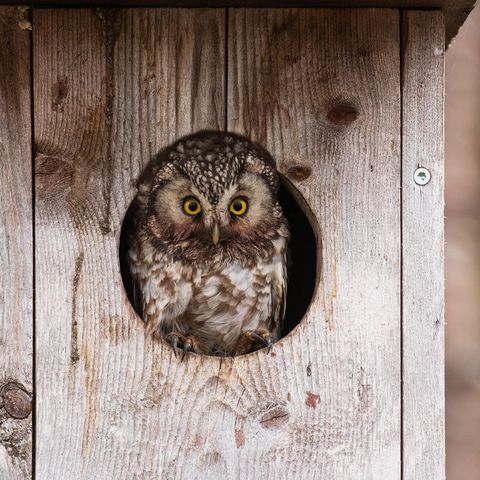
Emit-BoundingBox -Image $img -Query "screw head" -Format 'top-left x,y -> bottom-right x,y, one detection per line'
414,167 -> 431,186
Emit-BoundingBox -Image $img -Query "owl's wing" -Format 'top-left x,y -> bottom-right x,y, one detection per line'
138,263 -> 193,336
270,251 -> 288,340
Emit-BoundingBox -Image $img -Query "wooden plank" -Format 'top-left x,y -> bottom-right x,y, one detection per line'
34,8 -> 226,478
4,0 -> 473,44
0,6 -> 33,480
402,11 -> 445,480
229,8 -> 401,478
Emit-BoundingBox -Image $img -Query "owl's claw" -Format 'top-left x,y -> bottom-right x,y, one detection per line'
250,331 -> 274,353
181,339 -> 193,362
168,333 -> 180,358
235,329 -> 274,355
264,334 -> 274,353
165,332 -> 199,359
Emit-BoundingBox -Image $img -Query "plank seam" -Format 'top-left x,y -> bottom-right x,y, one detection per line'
29,7 -> 36,479
224,6 -> 228,130
399,8 -> 404,480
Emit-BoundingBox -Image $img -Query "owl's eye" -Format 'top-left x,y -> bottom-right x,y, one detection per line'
183,197 -> 202,216
229,197 -> 248,216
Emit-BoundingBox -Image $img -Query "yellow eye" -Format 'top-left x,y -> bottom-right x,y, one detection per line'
183,197 -> 202,216
229,197 -> 248,216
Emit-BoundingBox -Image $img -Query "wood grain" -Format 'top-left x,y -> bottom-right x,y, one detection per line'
34,8 -> 227,479
2,0 -> 474,44
229,8 -> 401,478
0,6 -> 33,479
31,6 -> 446,479
402,11 -> 445,480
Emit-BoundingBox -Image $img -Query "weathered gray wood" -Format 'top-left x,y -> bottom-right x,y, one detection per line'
34,8 -> 226,479
402,11 -> 445,480
0,6 -> 33,479
229,8 -> 401,478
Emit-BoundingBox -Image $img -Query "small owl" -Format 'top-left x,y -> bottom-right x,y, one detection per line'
127,131 -> 289,357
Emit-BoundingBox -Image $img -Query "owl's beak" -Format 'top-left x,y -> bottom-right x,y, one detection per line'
211,223 -> 220,245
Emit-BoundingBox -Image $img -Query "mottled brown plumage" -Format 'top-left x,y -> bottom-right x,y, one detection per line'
127,131 -> 289,356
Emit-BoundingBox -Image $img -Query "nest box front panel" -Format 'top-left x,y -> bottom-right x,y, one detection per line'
28,7 -> 443,479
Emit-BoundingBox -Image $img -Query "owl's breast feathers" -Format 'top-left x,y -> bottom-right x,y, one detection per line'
128,233 -> 287,355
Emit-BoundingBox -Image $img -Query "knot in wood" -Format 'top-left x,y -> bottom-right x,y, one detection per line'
1,383 -> 32,419
286,165 -> 312,182
259,406 -> 289,429
326,103 -> 359,126
35,154 -> 73,195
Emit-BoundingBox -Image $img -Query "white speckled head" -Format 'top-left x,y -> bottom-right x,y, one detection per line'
146,131 -> 285,254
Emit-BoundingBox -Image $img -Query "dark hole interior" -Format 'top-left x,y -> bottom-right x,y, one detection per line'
119,178 -> 318,346
277,182 -> 317,336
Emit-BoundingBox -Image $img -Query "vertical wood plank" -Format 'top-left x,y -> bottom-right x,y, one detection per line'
402,11 -> 445,480
0,7 -> 33,479
34,9 -> 225,478
229,9 -> 401,478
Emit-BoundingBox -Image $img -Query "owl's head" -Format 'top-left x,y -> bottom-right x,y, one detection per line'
142,131 -> 288,263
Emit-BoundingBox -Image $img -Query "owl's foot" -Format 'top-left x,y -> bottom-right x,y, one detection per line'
165,332 -> 199,360
235,329 -> 274,355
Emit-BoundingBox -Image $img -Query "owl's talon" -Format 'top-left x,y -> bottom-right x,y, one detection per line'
235,329 -> 274,355
264,334 -> 273,353
172,335 -> 179,358
181,340 -> 192,362
250,332 -> 266,345
166,332 -> 182,358
165,332 -> 200,359
251,331 -> 273,353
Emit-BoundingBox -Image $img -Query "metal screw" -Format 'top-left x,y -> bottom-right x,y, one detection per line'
414,167 -> 431,186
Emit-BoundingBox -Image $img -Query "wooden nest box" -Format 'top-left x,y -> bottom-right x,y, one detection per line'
0,1 -> 474,479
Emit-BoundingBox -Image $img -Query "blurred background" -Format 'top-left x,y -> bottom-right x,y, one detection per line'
445,3 -> 480,479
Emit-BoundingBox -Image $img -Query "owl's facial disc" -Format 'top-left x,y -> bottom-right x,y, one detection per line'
152,170 -> 279,249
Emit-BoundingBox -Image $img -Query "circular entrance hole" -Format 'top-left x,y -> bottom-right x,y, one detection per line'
119,135 -> 318,355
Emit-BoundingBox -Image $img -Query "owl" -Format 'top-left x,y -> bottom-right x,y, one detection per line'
127,131 -> 289,357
